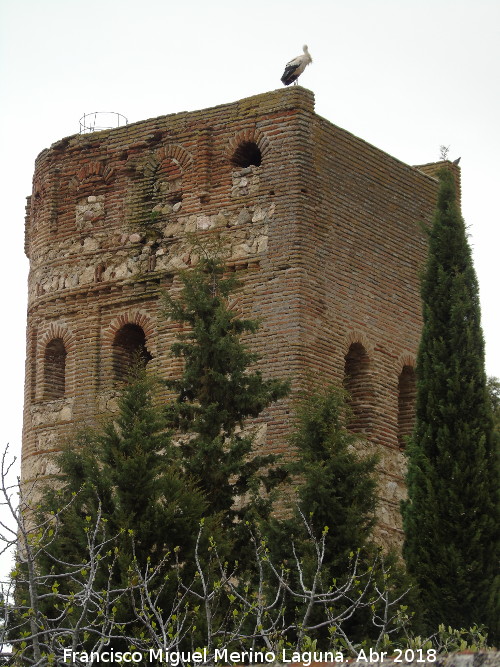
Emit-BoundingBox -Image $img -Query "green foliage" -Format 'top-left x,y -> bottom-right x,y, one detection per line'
35,367 -> 206,648
487,376 -> 500,433
402,168 -> 500,641
163,251 -> 290,527
265,385 -> 394,645
287,385 -> 378,569
43,368 -> 205,566
417,624 -> 490,653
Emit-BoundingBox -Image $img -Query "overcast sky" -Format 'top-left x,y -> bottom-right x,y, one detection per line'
1,0 -> 499,470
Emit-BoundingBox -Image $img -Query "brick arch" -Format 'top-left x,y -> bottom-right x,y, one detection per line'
102,311 -> 157,386
43,339 -> 66,399
226,127 -> 271,162
103,310 -> 156,354
396,356 -> 417,449
343,330 -> 375,358
156,144 -> 193,171
396,352 -> 416,370
343,333 -> 375,435
141,145 -> 193,180
38,323 -> 76,400
141,148 -> 191,211
68,161 -> 115,192
39,323 -> 76,355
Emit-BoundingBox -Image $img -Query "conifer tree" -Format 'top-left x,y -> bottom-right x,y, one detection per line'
163,251 -> 290,528
487,376 -> 500,434
287,385 -> 378,571
264,385 -> 404,646
402,169 -> 500,639
39,367 -> 205,606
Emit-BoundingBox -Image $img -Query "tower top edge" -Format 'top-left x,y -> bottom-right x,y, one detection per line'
35,87 -> 316,165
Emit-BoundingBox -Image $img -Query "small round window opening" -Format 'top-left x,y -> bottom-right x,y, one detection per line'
231,141 -> 262,168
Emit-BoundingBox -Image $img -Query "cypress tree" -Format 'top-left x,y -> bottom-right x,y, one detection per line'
402,168 -> 500,639
487,376 -> 500,435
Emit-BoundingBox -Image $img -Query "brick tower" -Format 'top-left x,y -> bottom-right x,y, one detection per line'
22,87 -> 455,548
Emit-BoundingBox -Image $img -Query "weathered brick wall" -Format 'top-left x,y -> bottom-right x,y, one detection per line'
22,86 -> 456,548
300,118 -> 439,544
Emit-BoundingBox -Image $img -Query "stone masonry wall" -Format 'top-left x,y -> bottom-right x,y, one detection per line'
22,86 -> 459,549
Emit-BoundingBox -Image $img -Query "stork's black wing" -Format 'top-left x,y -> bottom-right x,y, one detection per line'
281,63 -> 300,86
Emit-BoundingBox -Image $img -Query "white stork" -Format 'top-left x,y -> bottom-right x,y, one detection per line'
281,45 -> 312,86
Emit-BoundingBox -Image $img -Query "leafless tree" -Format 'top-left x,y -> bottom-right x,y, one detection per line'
1,446 -> 412,666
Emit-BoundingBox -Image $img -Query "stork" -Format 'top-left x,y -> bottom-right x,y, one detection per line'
281,45 -> 312,86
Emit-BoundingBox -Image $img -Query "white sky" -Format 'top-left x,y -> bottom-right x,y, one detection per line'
1,0 -> 499,472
